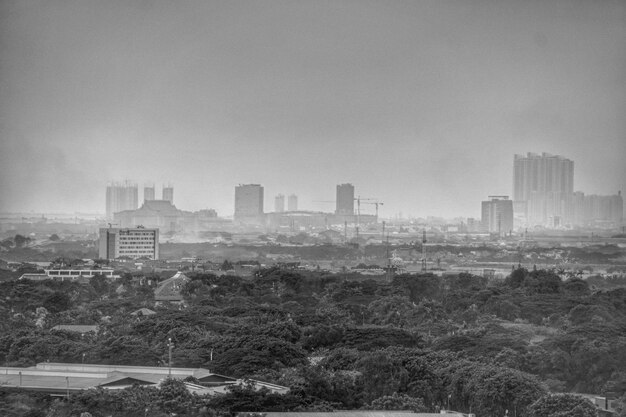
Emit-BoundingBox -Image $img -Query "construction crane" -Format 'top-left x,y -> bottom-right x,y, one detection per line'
360,201 -> 384,219
354,196 -> 380,225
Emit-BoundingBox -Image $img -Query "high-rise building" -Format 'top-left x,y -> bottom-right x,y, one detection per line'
513,153 -> 574,225
275,194 -> 285,213
481,196 -> 514,235
106,182 -> 138,220
144,185 -> 155,202
287,194 -> 298,211
235,184 -> 264,220
98,227 -> 159,260
336,183 -> 355,215
162,185 -> 174,204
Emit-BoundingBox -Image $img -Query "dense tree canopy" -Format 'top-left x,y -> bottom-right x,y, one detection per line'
0,267 -> 623,416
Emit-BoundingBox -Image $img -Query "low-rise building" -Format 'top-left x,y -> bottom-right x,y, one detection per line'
99,226 -> 159,260
0,362 -> 289,396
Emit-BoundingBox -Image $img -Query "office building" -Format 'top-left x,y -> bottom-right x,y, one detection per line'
144,185 -> 155,202
513,153 -> 574,225
287,194 -> 298,211
275,194 -> 285,213
336,183 -> 355,215
235,184 -> 264,220
98,227 -> 159,260
481,196 -> 514,235
105,182 -> 138,220
162,185 -> 174,204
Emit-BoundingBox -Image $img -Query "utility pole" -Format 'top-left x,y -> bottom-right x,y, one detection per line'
421,230 -> 427,272
385,233 -> 393,282
167,337 -> 174,377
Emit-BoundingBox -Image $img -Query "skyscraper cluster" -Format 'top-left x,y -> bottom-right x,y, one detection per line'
274,194 -> 298,213
106,182 -> 174,220
513,153 -> 622,227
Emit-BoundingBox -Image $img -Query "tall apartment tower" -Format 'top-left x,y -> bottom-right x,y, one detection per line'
162,185 -> 174,204
275,194 -> 285,212
287,194 -> 298,211
106,182 -> 138,220
234,184 -> 264,220
144,185 -> 155,202
336,183 -> 355,215
513,153 -> 574,225
481,196 -> 514,235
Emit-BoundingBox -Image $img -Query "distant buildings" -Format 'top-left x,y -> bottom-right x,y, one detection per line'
275,194 -> 285,213
143,185 -> 155,202
98,226 -> 159,260
274,193 -> 297,213
571,191 -> 623,225
235,184 -> 264,222
287,194 -> 298,211
513,153 -> 623,227
513,153 -> 574,226
106,182 -> 138,220
162,185 -> 174,204
336,183 -> 355,215
114,200 -> 220,234
481,196 -> 514,235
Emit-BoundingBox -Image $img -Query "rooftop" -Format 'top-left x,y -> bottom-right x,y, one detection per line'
0,362 -> 287,396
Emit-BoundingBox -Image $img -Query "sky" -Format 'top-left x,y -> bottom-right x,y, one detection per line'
1,0 -> 624,219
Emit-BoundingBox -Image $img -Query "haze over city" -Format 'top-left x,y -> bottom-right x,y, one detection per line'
1,0 -> 625,218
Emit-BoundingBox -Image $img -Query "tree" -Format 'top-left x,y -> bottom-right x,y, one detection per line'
441,361 -> 546,417
157,378 -> 194,414
528,393 -> 599,417
614,392 -> 626,417
355,351 -> 409,403
43,291 -> 71,313
90,274 -> 109,297
207,380 -> 305,412
14,234 -> 30,248
365,393 -> 428,412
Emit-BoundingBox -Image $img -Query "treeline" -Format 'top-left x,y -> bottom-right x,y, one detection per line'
1,268 -> 625,416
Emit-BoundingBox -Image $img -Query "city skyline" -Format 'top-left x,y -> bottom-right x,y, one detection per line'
1,0 -> 624,218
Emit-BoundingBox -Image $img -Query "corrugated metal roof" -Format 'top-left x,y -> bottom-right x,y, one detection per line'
51,325 -> 99,333
265,413 -> 461,417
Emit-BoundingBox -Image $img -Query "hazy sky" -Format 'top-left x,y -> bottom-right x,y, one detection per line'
1,0 -> 624,218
